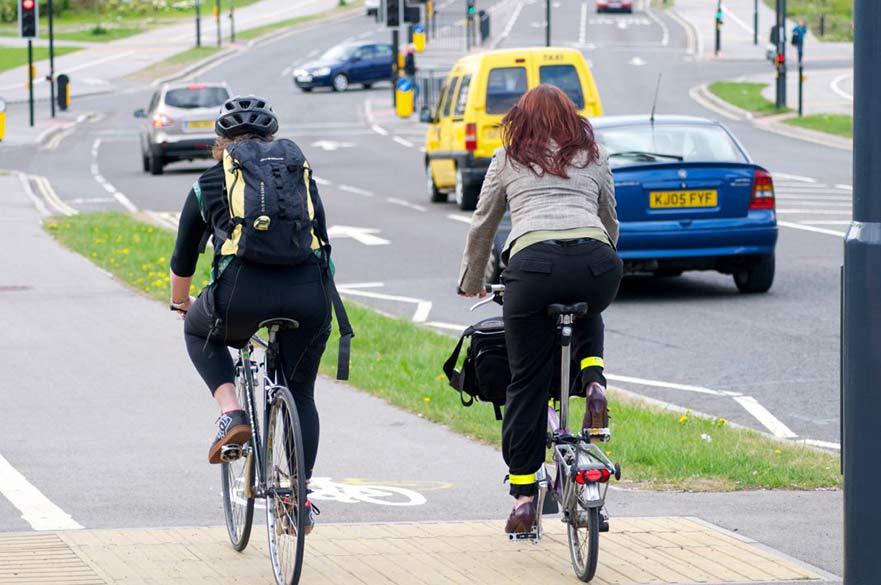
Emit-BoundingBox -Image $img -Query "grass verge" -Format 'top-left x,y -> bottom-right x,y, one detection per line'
0,46 -> 80,73
763,0 -> 852,42
127,46 -> 223,84
708,81 -> 791,116
53,27 -> 146,43
235,0 -> 363,41
784,113 -> 853,139
45,212 -> 841,491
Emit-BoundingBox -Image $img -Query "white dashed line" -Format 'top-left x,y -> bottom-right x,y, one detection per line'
605,374 -> 740,397
91,139 -> 137,212
393,136 -> 415,148
313,176 -> 332,186
830,73 -> 853,101
778,221 -> 846,237
772,172 -> 818,183
776,209 -> 851,214
0,453 -> 83,531
387,198 -> 427,212
732,395 -> 798,439
447,214 -> 472,224
835,184 -> 853,191
371,124 -> 389,136
578,2 -> 588,46
339,184 -> 374,197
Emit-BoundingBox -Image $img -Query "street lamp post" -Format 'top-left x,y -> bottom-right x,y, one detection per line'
545,0 -> 550,47
48,0 -> 55,118
753,0 -> 758,45
195,0 -> 202,48
215,0 -> 221,48
774,0 -> 786,108
843,0 -> 881,577
229,0 -> 236,43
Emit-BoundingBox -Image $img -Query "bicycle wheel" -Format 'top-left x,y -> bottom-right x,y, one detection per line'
265,387 -> 307,585
221,368 -> 256,551
567,493 -> 600,582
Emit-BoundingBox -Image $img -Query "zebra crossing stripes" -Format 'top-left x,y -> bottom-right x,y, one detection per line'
773,177 -> 851,237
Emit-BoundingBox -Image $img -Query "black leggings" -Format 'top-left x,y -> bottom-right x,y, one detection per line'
184,257 -> 330,476
501,239 -> 623,497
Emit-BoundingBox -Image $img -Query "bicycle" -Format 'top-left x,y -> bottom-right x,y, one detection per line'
473,285 -> 621,582
220,318 -> 308,585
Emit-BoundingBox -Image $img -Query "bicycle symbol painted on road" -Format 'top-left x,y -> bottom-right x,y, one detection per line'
230,478 -> 452,508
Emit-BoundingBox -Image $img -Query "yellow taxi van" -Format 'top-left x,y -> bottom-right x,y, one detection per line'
423,47 -> 604,210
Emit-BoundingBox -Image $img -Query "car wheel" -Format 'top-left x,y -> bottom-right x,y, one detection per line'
654,268 -> 683,278
363,83 -> 373,90
427,164 -> 447,203
734,254 -> 775,293
332,73 -> 349,92
141,151 -> 150,173
149,150 -> 164,176
300,87 -> 313,93
455,167 -> 480,211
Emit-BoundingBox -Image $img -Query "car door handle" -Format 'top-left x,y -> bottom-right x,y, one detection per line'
679,220 -> 693,227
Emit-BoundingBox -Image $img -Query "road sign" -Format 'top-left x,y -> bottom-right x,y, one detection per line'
327,225 -> 390,246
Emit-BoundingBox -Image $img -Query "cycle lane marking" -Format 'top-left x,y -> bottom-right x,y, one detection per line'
0,453 -> 83,531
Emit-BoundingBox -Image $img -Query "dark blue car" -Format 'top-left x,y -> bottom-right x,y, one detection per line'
490,115 -> 778,293
293,43 -> 394,92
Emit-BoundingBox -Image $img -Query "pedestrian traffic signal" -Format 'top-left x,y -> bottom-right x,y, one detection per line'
467,0 -> 476,15
19,0 -> 38,38
386,0 -> 420,27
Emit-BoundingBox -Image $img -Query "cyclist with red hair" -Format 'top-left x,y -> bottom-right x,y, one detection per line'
458,85 -> 623,534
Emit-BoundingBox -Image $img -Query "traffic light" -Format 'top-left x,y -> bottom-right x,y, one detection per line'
715,9 -> 723,29
387,0 -> 400,26
467,0 -> 476,16
19,0 -> 38,38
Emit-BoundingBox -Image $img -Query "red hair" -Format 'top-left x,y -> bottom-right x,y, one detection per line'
501,84 -> 599,178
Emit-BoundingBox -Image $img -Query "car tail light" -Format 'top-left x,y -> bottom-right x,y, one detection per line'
575,468 -> 611,484
152,114 -> 174,128
465,123 -> 477,152
750,169 -> 775,210
187,83 -> 207,90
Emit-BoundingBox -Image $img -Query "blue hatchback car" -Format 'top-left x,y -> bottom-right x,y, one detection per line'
490,115 -> 778,293
293,43 -> 394,93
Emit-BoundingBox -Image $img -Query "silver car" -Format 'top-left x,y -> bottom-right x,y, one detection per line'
134,82 -> 231,175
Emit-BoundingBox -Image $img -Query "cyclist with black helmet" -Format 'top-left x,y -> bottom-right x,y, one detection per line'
169,96 -> 336,532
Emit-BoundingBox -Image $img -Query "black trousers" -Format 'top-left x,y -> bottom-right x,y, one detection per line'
184,257 -> 331,476
501,240 -> 623,497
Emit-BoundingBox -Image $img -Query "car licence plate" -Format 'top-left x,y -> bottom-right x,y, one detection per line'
649,190 -> 718,208
186,120 -> 214,130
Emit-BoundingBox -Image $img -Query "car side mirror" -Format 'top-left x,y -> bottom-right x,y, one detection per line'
419,106 -> 434,124
134,108 -> 147,118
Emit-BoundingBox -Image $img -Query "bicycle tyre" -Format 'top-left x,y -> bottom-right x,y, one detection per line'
221,369 -> 256,551
265,387 -> 307,585
567,501 -> 599,582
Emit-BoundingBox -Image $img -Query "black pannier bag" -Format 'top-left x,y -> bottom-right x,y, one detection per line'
443,317 -> 584,421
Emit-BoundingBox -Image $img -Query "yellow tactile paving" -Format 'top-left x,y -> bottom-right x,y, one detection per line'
0,517 -> 829,585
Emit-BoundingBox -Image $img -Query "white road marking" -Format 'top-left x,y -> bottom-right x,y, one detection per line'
778,221 -> 846,237
16,172 -> 49,217
494,0 -> 524,47
643,7 -> 670,46
629,56 -> 646,66
721,5 -> 754,35
327,225 -> 390,246
313,176 -> 332,186
802,220 -> 852,225
91,139 -> 138,213
336,286 -> 432,323
425,321 -> 468,331
311,140 -> 354,151
776,209 -> 851,214
447,214 -> 472,224
371,124 -> 389,136
393,136 -> 415,148
339,184 -> 374,197
605,374 -> 740,397
802,439 -> 841,451
732,395 -> 798,439
774,200 -> 851,207
280,66 -> 293,77
32,176 -> 78,216
835,184 -> 853,191
578,2 -> 588,46
772,172 -> 817,183
336,282 -> 385,289
830,72 -> 853,101
65,50 -> 137,75
307,49 -> 319,58
68,197 -> 116,204
387,197 -> 427,212
0,453 -> 83,531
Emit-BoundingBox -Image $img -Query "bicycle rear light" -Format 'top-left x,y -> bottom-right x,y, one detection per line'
575,468 -> 611,484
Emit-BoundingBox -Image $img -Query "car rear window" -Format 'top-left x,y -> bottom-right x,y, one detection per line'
597,124 -> 748,165
486,67 -> 527,115
539,65 -> 584,109
454,75 -> 472,116
164,87 -> 229,109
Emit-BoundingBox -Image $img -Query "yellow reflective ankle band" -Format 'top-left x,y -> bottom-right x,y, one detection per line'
508,473 -> 536,485
580,356 -> 605,370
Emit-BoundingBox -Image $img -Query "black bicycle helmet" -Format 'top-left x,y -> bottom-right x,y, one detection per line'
215,95 -> 279,138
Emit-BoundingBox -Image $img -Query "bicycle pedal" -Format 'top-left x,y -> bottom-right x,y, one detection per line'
507,529 -> 541,542
220,444 -> 244,462
583,427 -> 611,442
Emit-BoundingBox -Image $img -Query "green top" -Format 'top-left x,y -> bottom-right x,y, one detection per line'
509,227 -> 611,259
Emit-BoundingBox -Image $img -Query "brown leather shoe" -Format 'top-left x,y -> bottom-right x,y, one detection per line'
505,501 -> 536,534
583,382 -> 610,443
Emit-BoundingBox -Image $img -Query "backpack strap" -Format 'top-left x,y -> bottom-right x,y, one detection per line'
493,404 -> 504,421
442,325 -> 474,392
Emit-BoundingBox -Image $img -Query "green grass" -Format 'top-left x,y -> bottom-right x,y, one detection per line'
128,46 -> 222,83
45,212 -> 842,492
53,27 -> 145,43
235,0 -> 362,41
0,46 -> 80,73
708,81 -> 791,116
784,113 -> 853,138
763,0 -> 853,42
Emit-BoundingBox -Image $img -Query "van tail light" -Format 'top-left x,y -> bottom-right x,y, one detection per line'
749,169 -> 775,210
465,123 -> 477,152
575,468 -> 611,484
152,114 -> 174,128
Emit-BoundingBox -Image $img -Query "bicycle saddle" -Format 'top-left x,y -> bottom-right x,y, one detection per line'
547,303 -> 589,317
258,318 -> 300,331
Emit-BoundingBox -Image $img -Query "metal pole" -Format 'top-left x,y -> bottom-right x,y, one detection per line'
844,0 -> 881,582
229,0 -> 235,42
545,0 -> 551,47
753,0 -> 758,45
215,0 -> 221,47
195,0 -> 201,47
797,61 -> 803,116
775,0 -> 786,109
715,0 -> 721,55
27,40 -> 34,128
48,0 -> 55,118
392,28 -> 399,106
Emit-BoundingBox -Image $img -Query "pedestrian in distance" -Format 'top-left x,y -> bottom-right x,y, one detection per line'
168,95 -> 348,535
457,84 -> 623,535
403,43 -> 419,103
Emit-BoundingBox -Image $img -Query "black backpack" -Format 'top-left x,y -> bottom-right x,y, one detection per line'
219,138 -> 316,266
443,317 -> 587,421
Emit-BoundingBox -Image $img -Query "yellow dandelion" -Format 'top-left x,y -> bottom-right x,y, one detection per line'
90,252 -> 97,257
678,415 -> 688,424
147,227 -> 155,233
435,374 -> 445,381
423,396 -> 431,403
716,417 -> 727,427
158,256 -> 166,263
605,451 -> 612,456
148,272 -> 156,277
122,248 -> 130,255
152,279 -> 164,287
773,449 -> 782,455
